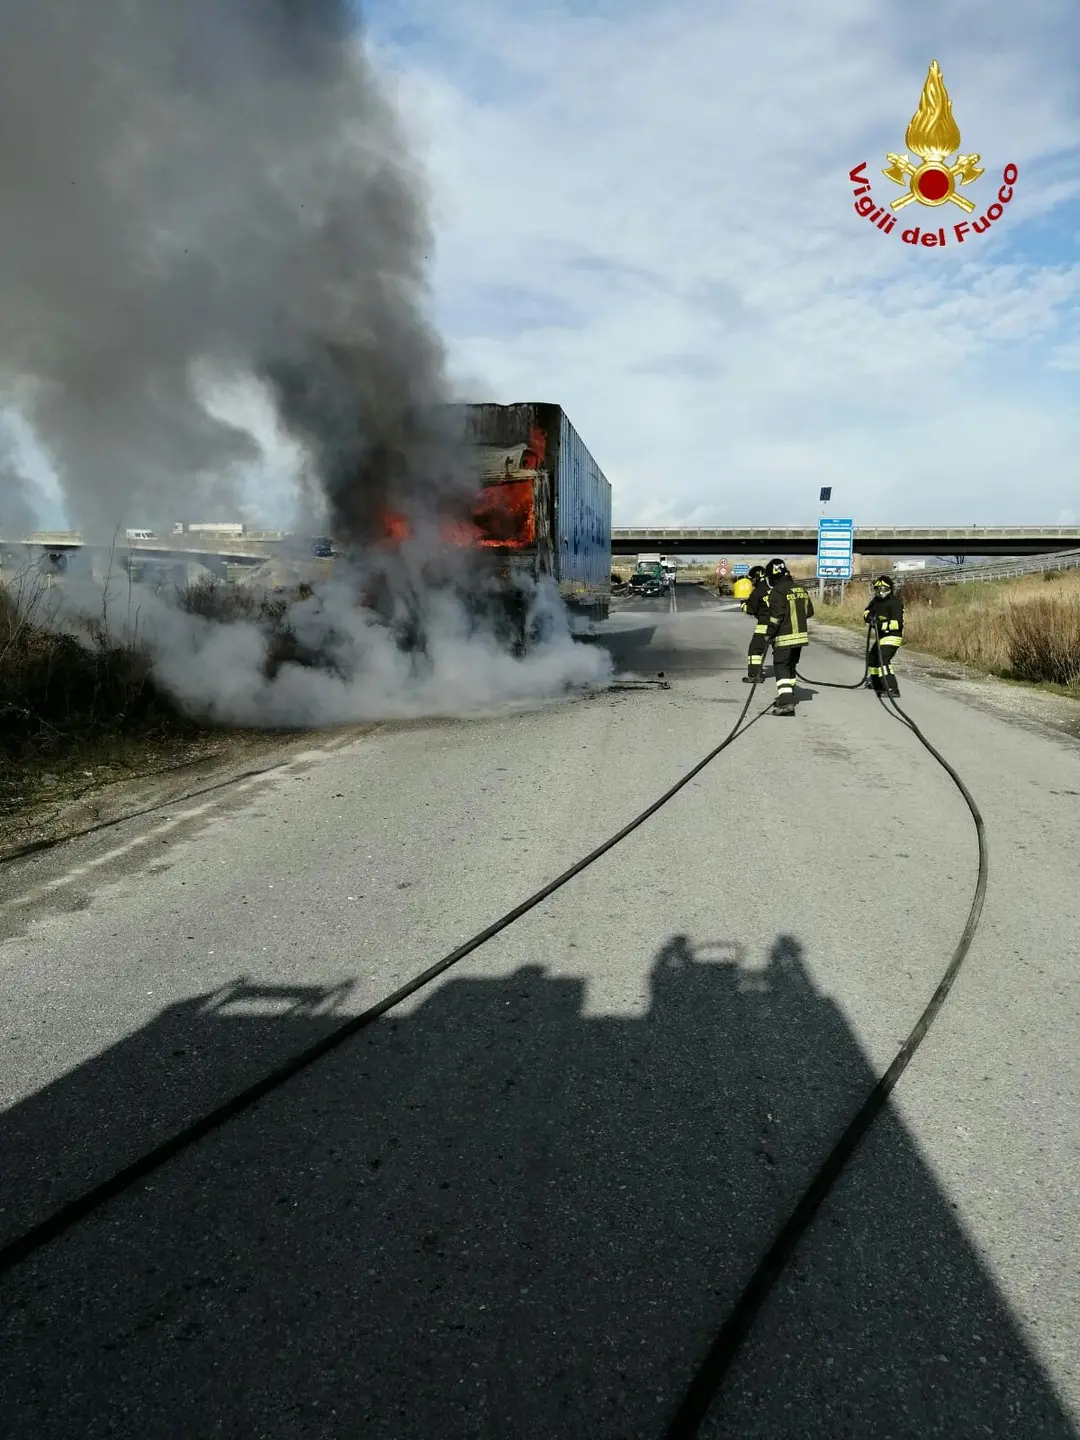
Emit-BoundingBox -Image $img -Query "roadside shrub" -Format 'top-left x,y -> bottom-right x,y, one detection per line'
0,576 -> 175,765
893,578 -> 938,607
0,573 -> 192,777
176,577 -> 289,624
1002,595 -> 1080,687
813,568 -> 1080,691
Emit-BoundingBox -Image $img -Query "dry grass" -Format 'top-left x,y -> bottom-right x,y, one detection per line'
814,570 -> 1080,697
1,576 -> 156,748
0,573 -> 313,817
0,574 -> 193,814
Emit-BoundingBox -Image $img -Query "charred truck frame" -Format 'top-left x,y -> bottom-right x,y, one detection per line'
369,402 -> 612,653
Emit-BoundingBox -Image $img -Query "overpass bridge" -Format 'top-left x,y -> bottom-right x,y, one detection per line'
611,526 -> 1080,558
8,525 -> 1080,569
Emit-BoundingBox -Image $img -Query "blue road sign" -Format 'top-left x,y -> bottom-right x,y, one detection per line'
817,517 -> 854,579
733,563 -> 750,577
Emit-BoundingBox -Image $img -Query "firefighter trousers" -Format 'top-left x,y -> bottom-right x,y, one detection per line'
746,624 -> 769,677
772,644 -> 802,700
868,638 -> 901,691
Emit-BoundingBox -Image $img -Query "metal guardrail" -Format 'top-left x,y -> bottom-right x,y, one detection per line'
612,525 -> 1080,542
896,549 -> 1080,586
612,526 -> 1080,558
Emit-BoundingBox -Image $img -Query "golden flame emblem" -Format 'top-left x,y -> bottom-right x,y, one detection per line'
883,61 -> 984,213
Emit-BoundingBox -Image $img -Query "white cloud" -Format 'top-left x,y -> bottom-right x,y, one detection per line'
370,0 -> 1080,525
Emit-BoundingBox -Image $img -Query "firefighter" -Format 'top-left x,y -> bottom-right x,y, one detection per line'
739,564 -> 770,682
763,558 -> 814,713
864,574 -> 903,696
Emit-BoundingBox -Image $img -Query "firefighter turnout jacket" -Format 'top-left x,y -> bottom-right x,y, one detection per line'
864,590 -> 904,645
765,576 -> 814,647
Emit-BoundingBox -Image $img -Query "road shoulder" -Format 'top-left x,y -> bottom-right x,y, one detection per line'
811,620 -> 1080,749
0,725 -> 380,864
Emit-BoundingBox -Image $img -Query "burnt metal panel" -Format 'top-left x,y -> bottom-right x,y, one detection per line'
459,402 -> 558,452
456,402 -> 611,606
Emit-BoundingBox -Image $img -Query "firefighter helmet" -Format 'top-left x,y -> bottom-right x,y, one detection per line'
873,574 -> 894,593
748,564 -> 766,581
765,558 -> 789,582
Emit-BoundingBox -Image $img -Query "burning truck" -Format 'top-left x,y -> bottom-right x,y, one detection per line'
357,402 -> 612,655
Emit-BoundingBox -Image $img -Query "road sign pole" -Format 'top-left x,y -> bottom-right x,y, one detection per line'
816,517 -> 854,602
817,493 -> 828,606
819,506 -> 826,605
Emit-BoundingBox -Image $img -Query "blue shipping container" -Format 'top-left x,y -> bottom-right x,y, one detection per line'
554,407 -> 612,608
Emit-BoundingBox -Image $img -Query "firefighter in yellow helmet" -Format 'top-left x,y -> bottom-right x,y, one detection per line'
739,564 -> 770,683
864,574 -> 904,696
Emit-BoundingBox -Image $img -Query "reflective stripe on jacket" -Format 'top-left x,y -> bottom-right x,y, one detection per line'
864,592 -> 904,644
766,577 -> 814,647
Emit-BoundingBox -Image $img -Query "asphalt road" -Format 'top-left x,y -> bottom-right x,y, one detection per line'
1,584 -> 1078,1437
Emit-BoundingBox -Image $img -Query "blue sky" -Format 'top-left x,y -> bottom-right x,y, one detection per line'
7,0 -> 1079,533
355,0 -> 1080,526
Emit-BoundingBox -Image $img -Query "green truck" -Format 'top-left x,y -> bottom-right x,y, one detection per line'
629,559 -> 666,596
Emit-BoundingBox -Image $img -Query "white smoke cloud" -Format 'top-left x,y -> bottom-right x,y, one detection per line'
29,565 -> 610,729
91,571 -> 609,725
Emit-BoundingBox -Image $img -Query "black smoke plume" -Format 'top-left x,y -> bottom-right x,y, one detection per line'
0,2 -> 613,724
0,0 -> 467,541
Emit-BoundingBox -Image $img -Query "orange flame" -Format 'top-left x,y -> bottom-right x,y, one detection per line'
439,516 -> 482,546
470,479 -> 536,548
379,511 -> 411,543
376,478 -> 536,552
520,425 -> 546,470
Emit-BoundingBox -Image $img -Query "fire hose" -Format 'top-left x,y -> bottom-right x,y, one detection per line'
0,677 -> 771,1277
0,636 -> 989,1440
666,621 -> 988,1435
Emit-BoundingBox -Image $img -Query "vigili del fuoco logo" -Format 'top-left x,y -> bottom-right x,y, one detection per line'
849,60 -> 1018,247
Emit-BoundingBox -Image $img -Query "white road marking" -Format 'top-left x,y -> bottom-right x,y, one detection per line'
0,776 -> 280,911
0,732 -> 371,912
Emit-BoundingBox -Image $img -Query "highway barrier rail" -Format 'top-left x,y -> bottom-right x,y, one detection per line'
897,548 -> 1080,587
